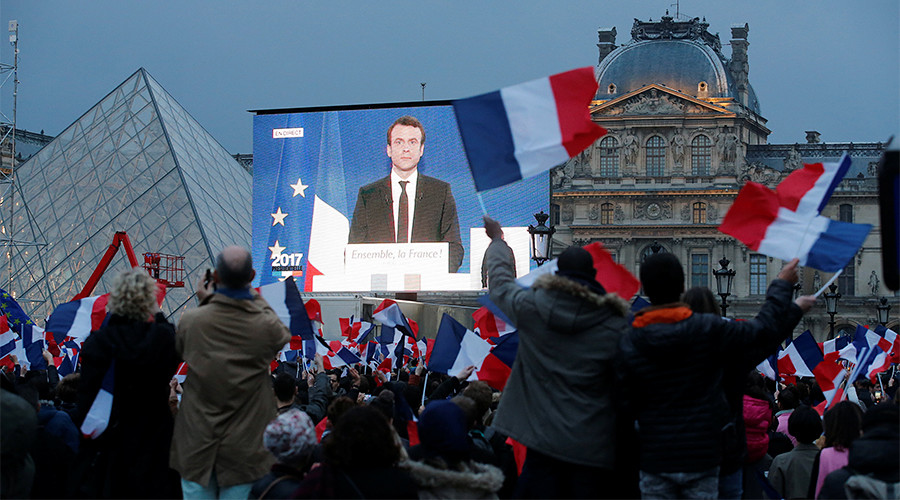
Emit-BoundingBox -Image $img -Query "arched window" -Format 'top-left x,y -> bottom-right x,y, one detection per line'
640,243 -> 667,262
645,136 -> 665,176
693,202 -> 707,224
600,203 -> 614,224
691,135 -> 712,176
598,137 -> 619,177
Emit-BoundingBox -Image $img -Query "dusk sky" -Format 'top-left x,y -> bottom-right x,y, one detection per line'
2,1 -> 898,154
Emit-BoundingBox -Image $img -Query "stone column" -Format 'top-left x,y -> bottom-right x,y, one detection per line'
597,27 -> 617,65
729,23 -> 750,108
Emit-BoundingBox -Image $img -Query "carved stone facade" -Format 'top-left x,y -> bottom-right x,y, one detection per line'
550,15 -> 895,339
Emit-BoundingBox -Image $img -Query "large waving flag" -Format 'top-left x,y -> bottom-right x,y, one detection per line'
777,154 -> 852,215
720,183 -> 870,271
45,294 -> 109,344
719,155 -> 871,272
453,67 -> 607,191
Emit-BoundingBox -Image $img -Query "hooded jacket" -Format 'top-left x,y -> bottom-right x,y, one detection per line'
617,279 -> 802,474
406,458 -> 504,499
485,238 -> 629,468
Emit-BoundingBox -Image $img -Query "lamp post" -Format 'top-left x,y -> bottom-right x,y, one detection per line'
713,257 -> 735,317
824,283 -> 840,340
527,210 -> 555,266
876,297 -> 891,326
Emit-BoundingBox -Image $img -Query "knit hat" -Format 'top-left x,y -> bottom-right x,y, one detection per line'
556,246 -> 606,295
263,409 -> 317,464
417,400 -> 470,460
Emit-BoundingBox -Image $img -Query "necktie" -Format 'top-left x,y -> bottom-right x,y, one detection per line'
398,180 -> 409,243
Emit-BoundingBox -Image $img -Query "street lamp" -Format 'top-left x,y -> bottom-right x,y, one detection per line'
824,283 -> 840,340
713,257 -> 735,317
876,297 -> 891,326
527,210 -> 555,266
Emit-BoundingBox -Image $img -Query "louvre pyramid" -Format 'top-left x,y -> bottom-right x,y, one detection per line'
1,68 -> 251,320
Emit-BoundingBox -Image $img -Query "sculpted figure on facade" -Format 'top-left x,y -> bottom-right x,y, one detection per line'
868,270 -> 879,296
561,204 -> 574,223
670,134 -> 686,166
716,130 -> 739,164
707,204 -> 718,222
784,147 -> 803,172
681,204 -> 691,222
551,160 -> 576,188
614,204 -> 625,222
623,130 -> 640,167
622,90 -> 685,115
740,162 -> 781,187
589,203 -> 599,220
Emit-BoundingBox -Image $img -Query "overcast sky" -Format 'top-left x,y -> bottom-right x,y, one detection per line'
2,1 -> 898,154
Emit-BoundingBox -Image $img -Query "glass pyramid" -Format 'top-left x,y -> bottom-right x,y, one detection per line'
1,68 -> 251,320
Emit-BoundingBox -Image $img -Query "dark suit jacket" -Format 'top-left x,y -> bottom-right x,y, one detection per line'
348,174 -> 463,272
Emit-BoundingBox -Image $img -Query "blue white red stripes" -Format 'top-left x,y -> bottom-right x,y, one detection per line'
453,67 -> 606,191
45,294 -> 109,344
81,360 -> 115,439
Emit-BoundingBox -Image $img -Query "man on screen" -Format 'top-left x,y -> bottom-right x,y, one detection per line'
348,115 -> 463,272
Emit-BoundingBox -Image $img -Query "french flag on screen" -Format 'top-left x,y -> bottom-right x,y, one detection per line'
453,67 -> 607,192
45,294 -> 109,344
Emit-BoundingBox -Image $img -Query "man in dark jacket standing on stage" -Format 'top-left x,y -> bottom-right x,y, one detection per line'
482,216 -> 630,498
618,253 -> 815,499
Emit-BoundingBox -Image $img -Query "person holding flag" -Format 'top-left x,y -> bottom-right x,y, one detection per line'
618,253 -> 816,499
75,268 -> 180,498
481,215 -> 630,499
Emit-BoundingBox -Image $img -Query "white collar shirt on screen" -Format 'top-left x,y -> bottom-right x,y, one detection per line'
391,168 -> 418,242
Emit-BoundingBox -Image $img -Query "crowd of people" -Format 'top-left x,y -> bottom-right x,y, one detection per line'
1,225 -> 899,499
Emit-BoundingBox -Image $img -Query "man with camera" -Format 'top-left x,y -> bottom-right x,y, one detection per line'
170,246 -> 290,499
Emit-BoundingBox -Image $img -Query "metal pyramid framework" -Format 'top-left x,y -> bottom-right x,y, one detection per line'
1,68 -> 251,319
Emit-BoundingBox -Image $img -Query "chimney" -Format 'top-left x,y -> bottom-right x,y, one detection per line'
597,27 -> 617,65
729,23 -> 750,107
805,131 -> 821,144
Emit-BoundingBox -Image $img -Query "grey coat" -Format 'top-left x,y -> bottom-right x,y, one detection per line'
485,238 -> 629,468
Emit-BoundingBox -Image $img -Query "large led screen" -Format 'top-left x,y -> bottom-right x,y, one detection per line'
252,103 -> 549,291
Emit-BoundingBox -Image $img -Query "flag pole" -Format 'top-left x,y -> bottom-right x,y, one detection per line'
814,270 -> 843,297
475,192 -> 488,217
420,370 -> 430,407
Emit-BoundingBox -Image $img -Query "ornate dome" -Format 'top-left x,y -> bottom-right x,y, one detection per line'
596,16 -> 761,115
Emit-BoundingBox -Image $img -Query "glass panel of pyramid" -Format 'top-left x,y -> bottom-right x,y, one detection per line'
1,68 -> 252,321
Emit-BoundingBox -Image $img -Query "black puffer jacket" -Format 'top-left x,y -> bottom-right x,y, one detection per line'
617,279 -> 802,474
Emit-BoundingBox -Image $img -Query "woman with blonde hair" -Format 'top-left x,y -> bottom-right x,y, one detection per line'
75,268 -> 180,498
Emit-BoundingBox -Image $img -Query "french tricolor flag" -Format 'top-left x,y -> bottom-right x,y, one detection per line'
873,325 -> 899,363
45,294 -> 109,344
81,360 -> 115,439
324,344 -> 362,369
428,313 -> 518,390
777,330 -> 824,380
777,154 -> 853,216
821,336 -> 851,364
173,362 -> 189,384
719,154 -> 871,272
258,277 -> 316,349
373,300 -> 415,338
453,67 -> 607,192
